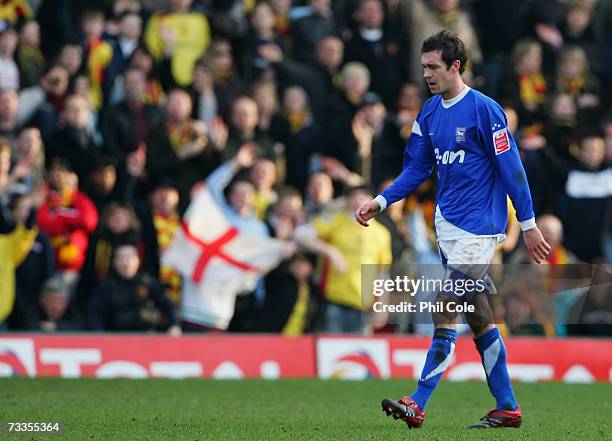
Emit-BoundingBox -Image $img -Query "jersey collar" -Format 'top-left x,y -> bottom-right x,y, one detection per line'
441,86 -> 471,109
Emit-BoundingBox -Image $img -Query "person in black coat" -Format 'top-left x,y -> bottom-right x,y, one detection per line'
46,94 -> 100,186
342,0 -> 408,109
83,155 -> 145,215
76,201 -> 154,315
100,67 -> 163,162
146,89 -> 222,213
321,62 -> 370,174
358,93 -> 405,190
87,243 -> 180,334
103,11 -> 143,97
257,253 -> 324,334
259,35 -> 344,124
291,0 -> 335,64
536,133 -> 610,262
238,2 -> 285,82
279,86 -> 322,194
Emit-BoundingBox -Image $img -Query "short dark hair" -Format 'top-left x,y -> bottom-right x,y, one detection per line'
47,157 -> 72,172
118,10 -> 141,22
421,30 -> 468,74
578,129 -> 604,145
80,8 -> 105,23
224,173 -> 255,201
276,186 -> 302,202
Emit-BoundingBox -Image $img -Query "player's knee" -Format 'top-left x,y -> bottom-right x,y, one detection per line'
466,305 -> 492,334
471,323 -> 496,338
468,321 -> 488,337
434,328 -> 456,341
432,310 -> 457,327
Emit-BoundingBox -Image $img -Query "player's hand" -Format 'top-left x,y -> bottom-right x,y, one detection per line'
523,227 -> 551,264
355,199 -> 381,227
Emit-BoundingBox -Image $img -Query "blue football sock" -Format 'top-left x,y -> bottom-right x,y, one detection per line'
475,327 -> 518,410
411,328 -> 457,411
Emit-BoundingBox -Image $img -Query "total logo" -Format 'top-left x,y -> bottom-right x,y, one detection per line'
0,338 -> 284,379
434,148 -> 465,165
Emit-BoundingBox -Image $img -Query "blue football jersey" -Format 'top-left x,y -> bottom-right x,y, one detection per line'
378,87 -> 535,237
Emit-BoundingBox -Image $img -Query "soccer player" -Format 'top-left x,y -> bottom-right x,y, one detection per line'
355,31 -> 551,429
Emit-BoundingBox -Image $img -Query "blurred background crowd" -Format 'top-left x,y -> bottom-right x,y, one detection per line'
0,0 -> 610,337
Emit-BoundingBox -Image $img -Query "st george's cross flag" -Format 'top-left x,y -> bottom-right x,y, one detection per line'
162,185 -> 286,329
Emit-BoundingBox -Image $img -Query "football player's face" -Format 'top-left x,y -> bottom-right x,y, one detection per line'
421,51 -> 453,95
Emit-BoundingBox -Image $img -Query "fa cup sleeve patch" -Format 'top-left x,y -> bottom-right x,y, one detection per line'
493,128 -> 510,155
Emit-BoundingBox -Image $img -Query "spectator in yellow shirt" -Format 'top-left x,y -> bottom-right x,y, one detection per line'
294,185 -> 392,333
0,193 -> 38,325
145,0 -> 211,87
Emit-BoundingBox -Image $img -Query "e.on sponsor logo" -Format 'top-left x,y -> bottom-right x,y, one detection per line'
434,148 -> 465,165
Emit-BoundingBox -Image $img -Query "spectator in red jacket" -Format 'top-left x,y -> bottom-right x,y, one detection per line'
37,158 -> 98,291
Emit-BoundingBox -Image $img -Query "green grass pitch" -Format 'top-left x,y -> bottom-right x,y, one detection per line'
1,378 -> 610,440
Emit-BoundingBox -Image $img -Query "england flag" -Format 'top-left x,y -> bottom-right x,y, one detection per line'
162,186 -> 287,329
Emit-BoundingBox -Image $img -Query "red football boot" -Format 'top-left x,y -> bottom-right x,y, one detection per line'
381,396 -> 425,429
469,405 -> 522,429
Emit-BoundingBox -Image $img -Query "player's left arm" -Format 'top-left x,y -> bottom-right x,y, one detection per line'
479,102 -> 551,263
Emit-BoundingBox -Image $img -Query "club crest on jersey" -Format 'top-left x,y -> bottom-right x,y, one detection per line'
455,127 -> 466,143
493,128 -> 510,155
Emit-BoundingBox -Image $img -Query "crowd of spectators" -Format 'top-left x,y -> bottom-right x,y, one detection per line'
0,0 -> 610,336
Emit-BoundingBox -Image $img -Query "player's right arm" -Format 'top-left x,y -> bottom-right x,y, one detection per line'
356,114 -> 436,227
